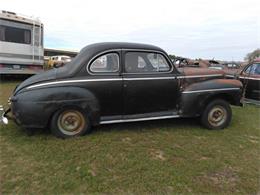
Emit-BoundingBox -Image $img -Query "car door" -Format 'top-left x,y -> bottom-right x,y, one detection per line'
240,63 -> 260,100
122,50 -> 180,117
85,51 -> 123,119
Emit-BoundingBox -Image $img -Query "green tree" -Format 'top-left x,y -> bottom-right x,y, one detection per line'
244,49 -> 260,62
168,54 -> 176,60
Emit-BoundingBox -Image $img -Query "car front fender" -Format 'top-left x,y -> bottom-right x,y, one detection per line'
180,79 -> 243,117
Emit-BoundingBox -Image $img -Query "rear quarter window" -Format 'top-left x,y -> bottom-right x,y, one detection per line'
89,53 -> 119,73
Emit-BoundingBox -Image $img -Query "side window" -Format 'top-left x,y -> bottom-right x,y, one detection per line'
89,53 -> 119,73
245,64 -> 260,75
125,52 -> 170,73
138,56 -> 146,68
147,53 -> 170,71
255,64 -> 260,75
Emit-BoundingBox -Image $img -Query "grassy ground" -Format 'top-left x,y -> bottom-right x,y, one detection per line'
0,80 -> 259,194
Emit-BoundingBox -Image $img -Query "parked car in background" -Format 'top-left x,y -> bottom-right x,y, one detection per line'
238,61 -> 260,101
225,59 -> 260,101
209,65 -> 225,70
47,55 -> 71,69
225,62 -> 241,69
1,42 -> 243,138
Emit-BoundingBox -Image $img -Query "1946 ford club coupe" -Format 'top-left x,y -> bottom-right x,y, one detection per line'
1,42 -> 243,138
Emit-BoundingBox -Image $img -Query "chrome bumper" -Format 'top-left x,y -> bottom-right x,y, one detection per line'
0,105 -> 10,125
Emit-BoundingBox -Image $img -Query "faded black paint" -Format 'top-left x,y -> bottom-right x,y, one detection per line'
8,42 -> 243,129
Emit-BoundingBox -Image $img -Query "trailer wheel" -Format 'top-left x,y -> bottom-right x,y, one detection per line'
201,99 -> 232,130
51,107 -> 91,138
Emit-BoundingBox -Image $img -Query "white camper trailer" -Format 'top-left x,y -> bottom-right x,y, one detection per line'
0,10 -> 44,74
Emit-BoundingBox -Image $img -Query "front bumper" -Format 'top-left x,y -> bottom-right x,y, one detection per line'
0,105 -> 11,125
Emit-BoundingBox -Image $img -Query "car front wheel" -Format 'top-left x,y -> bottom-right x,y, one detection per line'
50,107 -> 91,138
201,99 -> 232,130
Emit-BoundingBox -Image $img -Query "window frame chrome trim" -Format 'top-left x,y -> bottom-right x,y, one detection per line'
89,52 -> 120,73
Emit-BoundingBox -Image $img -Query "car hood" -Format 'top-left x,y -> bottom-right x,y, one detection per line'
223,68 -> 243,77
178,67 -> 225,76
177,67 -> 225,86
14,66 -> 70,94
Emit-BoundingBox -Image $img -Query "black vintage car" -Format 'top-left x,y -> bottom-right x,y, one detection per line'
1,43 -> 243,138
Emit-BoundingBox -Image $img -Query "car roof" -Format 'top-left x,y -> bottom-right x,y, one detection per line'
61,42 -> 167,75
80,42 -> 165,53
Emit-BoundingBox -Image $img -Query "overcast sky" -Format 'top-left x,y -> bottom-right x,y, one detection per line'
2,0 -> 260,60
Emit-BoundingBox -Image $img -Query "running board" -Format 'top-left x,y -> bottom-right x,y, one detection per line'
100,114 -> 180,124
243,98 -> 260,106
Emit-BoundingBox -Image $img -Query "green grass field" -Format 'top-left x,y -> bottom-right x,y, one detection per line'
0,80 -> 259,194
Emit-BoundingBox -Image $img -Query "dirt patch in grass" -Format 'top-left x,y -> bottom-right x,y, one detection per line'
149,149 -> 167,161
196,167 -> 241,193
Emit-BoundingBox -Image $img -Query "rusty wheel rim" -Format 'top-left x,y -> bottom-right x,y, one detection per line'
57,110 -> 86,135
208,105 -> 227,127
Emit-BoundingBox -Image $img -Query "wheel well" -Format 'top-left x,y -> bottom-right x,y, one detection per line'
203,93 -> 236,109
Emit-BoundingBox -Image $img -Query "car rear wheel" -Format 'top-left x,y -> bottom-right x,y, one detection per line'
51,107 -> 91,138
201,99 -> 232,130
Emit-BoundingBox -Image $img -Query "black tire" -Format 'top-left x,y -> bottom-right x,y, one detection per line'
50,107 -> 91,138
201,99 -> 232,130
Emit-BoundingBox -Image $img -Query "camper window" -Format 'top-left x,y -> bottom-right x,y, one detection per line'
0,25 -> 31,44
